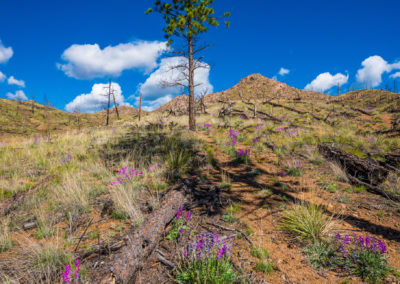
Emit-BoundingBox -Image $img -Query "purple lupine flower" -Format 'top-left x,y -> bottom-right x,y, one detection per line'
377,240 -> 387,254
62,264 -> 71,284
179,228 -> 185,234
176,206 -> 184,219
255,124 -> 264,130
335,233 -> 341,240
359,236 -> 364,246
277,127 -> 285,131
184,211 -> 192,222
74,259 -> 80,280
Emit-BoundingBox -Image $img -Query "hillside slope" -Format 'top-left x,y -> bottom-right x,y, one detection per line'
334,89 -> 400,113
0,99 -> 140,139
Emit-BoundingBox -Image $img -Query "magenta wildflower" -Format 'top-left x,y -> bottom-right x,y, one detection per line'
184,211 -> 192,222
62,264 -> 71,284
74,259 -> 80,280
179,228 -> 185,234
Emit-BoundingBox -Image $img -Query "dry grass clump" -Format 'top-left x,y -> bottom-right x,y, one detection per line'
0,237 -> 72,284
109,182 -> 144,225
0,216 -> 13,252
328,161 -> 349,183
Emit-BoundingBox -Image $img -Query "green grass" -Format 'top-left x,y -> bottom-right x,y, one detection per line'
222,214 -> 238,224
255,261 -> 274,274
251,246 -> 269,259
322,183 -> 338,193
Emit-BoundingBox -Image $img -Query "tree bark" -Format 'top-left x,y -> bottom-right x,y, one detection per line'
188,35 -> 196,131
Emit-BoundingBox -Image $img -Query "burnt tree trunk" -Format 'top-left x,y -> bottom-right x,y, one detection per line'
103,188 -> 186,284
138,92 -> 142,121
318,144 -> 400,201
318,144 -> 389,186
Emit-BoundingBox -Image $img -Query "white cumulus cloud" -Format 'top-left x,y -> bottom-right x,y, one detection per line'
6,90 -> 28,101
139,56 -> 213,101
356,55 -> 400,87
305,72 -> 349,92
7,76 -> 25,87
0,71 -> 5,82
141,95 -> 173,111
278,67 -> 290,76
58,41 -> 168,79
65,82 -> 130,113
390,72 -> 400,79
0,41 -> 13,64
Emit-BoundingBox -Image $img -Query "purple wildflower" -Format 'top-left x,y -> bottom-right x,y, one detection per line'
184,211 -> 192,222
74,259 -> 80,280
62,264 -> 71,284
179,228 -> 185,234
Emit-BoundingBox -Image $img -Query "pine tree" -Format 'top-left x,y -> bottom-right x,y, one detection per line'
146,0 -> 230,131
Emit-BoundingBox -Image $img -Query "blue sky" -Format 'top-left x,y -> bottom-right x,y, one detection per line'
0,0 -> 399,111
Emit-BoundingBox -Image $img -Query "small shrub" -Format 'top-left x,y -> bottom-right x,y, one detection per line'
286,160 -> 304,177
353,185 -> 366,193
303,242 -> 338,269
322,183 -> 338,193
226,203 -> 241,215
166,148 -> 192,178
335,233 -> 392,283
279,203 -> 334,243
222,214 -> 238,223
235,149 -> 251,164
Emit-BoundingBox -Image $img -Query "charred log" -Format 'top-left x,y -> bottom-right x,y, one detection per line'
318,144 -> 389,186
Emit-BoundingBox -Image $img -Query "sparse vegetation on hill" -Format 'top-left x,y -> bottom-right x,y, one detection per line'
0,99 -> 142,140
1,74 -> 400,283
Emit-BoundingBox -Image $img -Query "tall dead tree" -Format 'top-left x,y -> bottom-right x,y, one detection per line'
138,92 -> 143,121
110,80 -> 120,120
104,80 -> 112,126
196,88 -> 209,114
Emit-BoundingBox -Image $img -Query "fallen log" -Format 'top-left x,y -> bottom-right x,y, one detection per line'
384,151 -> 400,169
350,107 -> 372,116
318,144 -> 389,186
347,175 -> 400,202
262,100 -> 334,125
102,187 -> 186,284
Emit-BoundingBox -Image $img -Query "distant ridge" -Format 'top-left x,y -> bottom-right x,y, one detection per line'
154,73 -> 331,113
0,98 -> 139,138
